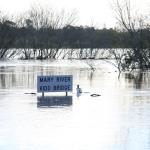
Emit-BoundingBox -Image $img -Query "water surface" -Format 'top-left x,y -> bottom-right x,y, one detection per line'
0,59 -> 150,150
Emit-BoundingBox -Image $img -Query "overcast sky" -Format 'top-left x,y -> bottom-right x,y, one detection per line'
0,0 -> 149,28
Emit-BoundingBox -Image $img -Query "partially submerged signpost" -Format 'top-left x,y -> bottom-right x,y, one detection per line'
37,75 -> 73,96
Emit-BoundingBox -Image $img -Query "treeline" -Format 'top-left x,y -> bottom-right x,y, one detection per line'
0,19 -> 131,58
0,21 -> 126,49
13,25 -> 130,49
1,1 -> 150,73
1,19 -> 150,61
0,6 -> 133,59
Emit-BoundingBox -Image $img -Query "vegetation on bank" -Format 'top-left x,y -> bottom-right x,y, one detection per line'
0,0 -> 150,73
0,14 -> 130,59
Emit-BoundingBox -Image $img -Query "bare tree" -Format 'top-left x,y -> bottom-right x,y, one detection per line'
26,5 -> 78,59
28,5 -> 78,29
112,0 -> 150,72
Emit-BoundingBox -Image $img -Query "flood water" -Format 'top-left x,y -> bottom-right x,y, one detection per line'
0,59 -> 150,150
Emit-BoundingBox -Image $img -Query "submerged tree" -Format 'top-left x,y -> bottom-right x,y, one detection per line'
112,0 -> 150,72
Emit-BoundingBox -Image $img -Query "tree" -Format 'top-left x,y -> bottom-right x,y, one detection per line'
0,13 -> 17,59
112,0 -> 150,71
27,5 -> 77,59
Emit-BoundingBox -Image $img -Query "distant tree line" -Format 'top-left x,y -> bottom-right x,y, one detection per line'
0,6 -> 133,60
0,18 -> 132,59
1,1 -> 150,73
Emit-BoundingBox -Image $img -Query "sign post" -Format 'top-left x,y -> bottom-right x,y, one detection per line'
37,75 -> 73,96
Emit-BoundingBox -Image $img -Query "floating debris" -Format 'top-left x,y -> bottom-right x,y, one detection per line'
24,92 -> 36,95
90,94 -> 101,97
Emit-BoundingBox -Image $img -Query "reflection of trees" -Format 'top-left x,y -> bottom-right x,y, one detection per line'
0,66 -> 37,89
0,65 -> 77,89
88,70 -> 94,87
0,67 -> 6,88
125,71 -> 149,89
0,67 -> 18,89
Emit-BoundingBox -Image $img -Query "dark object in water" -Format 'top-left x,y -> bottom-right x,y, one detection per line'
76,85 -> 82,93
76,84 -> 82,97
24,92 -> 36,95
90,94 -> 101,97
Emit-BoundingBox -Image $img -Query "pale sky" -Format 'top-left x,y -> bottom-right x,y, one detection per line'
0,0 -> 149,28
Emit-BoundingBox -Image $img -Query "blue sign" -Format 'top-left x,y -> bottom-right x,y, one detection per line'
37,75 -> 73,93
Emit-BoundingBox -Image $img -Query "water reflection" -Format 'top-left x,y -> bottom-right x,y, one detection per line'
124,71 -> 150,89
0,66 -> 37,89
0,61 -> 87,90
37,96 -> 72,108
1,60 -> 150,150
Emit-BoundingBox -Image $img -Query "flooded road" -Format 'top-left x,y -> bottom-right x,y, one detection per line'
0,59 -> 150,150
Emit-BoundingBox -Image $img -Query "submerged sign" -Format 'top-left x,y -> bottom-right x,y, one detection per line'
37,75 -> 73,93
